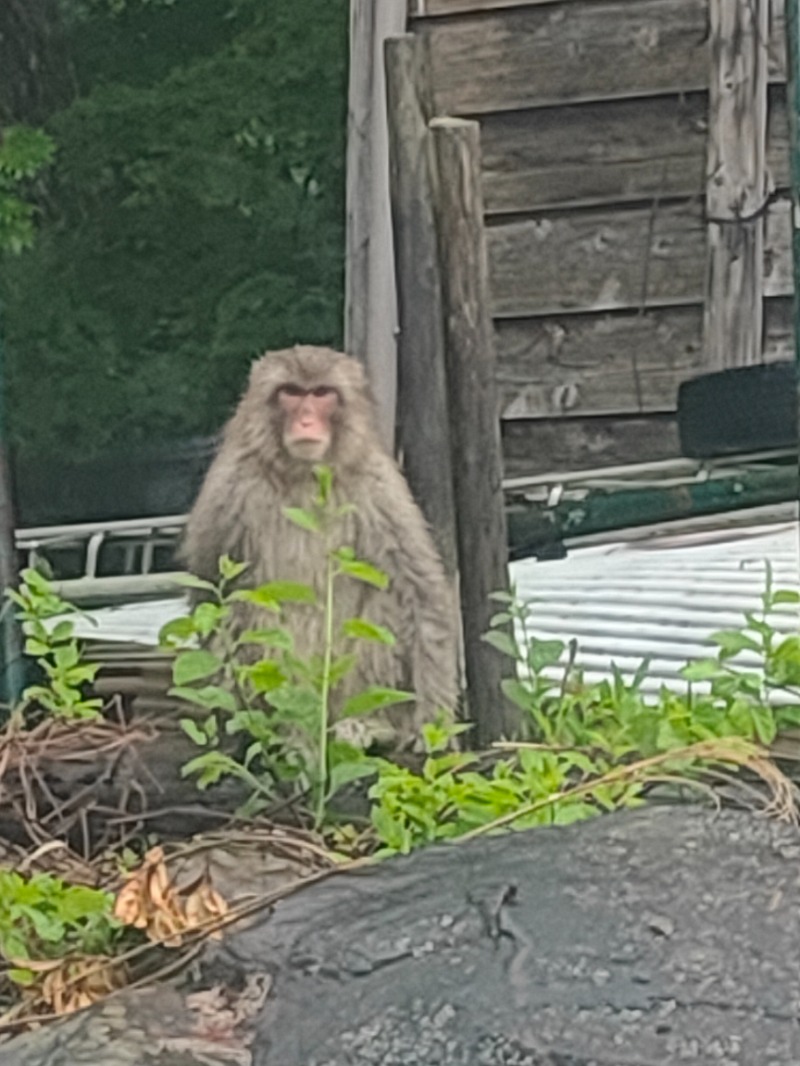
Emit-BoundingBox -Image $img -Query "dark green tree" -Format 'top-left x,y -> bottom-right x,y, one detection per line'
1,0 -> 348,464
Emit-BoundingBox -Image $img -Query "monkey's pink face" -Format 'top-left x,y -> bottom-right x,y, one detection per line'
277,384 -> 341,461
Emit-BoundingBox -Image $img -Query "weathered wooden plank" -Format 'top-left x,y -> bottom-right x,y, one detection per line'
411,0 -> 560,14
482,94 -> 707,214
429,116 -> 515,745
419,0 -> 786,117
345,0 -> 407,448
480,89 -> 790,215
495,298 -> 795,419
501,414 -> 681,479
789,0 -> 800,365
703,0 -> 770,371
487,196 -> 793,317
385,34 -> 459,576
415,0 -> 788,18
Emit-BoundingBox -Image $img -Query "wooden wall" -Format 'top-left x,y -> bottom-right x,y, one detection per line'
408,0 -> 793,477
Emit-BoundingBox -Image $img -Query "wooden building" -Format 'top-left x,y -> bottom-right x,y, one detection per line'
347,0 -> 794,480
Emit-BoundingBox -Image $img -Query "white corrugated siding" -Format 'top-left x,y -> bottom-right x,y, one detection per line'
62,519 -> 799,697
509,520 -> 800,694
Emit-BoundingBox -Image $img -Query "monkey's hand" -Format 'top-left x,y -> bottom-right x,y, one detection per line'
331,716 -> 397,752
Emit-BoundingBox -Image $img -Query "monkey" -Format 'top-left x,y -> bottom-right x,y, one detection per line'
181,345 -> 459,751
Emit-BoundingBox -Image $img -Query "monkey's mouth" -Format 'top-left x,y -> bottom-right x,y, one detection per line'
288,438 -> 330,461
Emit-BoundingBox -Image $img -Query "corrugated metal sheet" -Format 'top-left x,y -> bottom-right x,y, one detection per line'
66,597 -> 189,647
61,518 -> 799,698
509,519 -> 800,695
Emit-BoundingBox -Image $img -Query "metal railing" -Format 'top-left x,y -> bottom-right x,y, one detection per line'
15,514 -> 187,604
13,448 -> 796,604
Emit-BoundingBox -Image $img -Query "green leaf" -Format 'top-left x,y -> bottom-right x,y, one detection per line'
631,657 -> 652,691
488,590 -> 515,604
0,127 -> 55,179
328,652 -> 358,685
159,616 -> 197,646
246,659 -> 287,693
776,704 -> 800,728
175,573 -> 219,593
227,708 -> 275,742
181,752 -> 236,789
481,630 -> 518,658
50,620 -> 75,643
192,601 -> 227,636
500,678 -> 534,712
328,759 -> 377,794
243,740 -> 263,768
342,618 -> 396,645
750,703 -> 777,746
313,464 -> 333,503
680,659 -> 722,682
53,643 -> 80,670
239,627 -> 294,650
529,639 -> 565,672
773,635 -> 800,662
340,687 -> 413,719
283,507 -> 321,533
64,663 -> 100,684
231,587 -> 280,610
23,638 -> 50,657
744,612 -> 773,638
172,649 -> 223,685
5,588 -> 28,610
772,589 -> 800,605
170,685 -> 237,713
180,717 -> 212,745
253,581 -> 316,604
422,719 -> 470,753
20,568 -> 52,594
219,555 -> 249,581
709,630 -> 761,659
336,558 -> 389,589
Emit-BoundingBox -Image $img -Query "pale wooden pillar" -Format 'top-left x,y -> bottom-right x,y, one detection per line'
345,0 -> 407,449
703,0 -> 770,369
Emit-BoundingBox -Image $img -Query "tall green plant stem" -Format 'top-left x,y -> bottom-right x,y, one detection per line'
315,537 -> 336,827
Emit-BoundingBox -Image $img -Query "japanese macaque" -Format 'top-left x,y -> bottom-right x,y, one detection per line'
182,345 -> 459,750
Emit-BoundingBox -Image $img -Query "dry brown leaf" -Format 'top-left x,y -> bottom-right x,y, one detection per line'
183,876 -> 229,940
113,848 -> 230,948
113,878 -> 150,928
38,955 -> 128,1015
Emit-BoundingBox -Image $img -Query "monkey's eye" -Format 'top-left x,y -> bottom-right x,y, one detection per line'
311,386 -> 336,398
279,384 -> 306,398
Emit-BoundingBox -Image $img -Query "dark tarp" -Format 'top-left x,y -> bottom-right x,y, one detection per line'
4,805 -> 800,1064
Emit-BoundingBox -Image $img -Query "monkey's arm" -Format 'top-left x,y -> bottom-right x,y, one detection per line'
181,450 -> 256,584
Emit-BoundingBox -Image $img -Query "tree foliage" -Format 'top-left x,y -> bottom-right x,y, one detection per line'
1,0 -> 348,462
0,127 -> 56,254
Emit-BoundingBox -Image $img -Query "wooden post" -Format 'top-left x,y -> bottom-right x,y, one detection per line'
0,316 -> 23,705
345,0 -> 407,451
786,0 -> 800,367
429,117 -> 515,746
703,0 -> 770,370
384,34 -> 458,576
